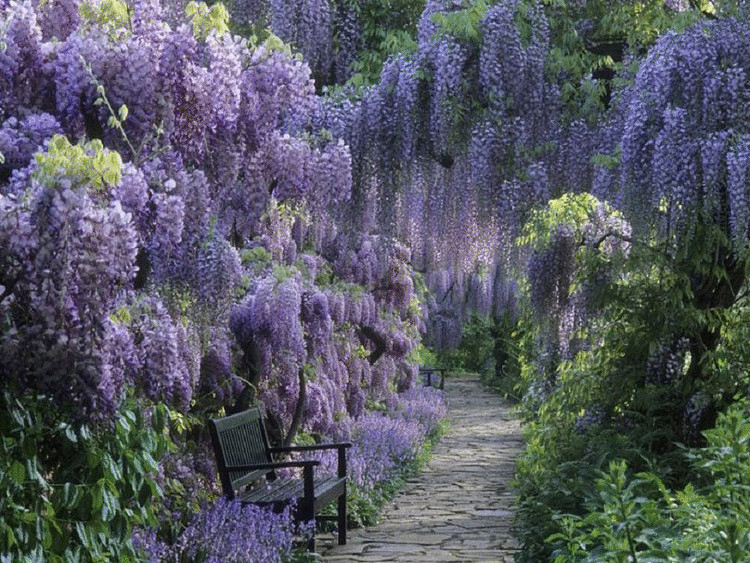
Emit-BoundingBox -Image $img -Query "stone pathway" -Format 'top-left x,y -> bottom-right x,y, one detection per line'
323,376 -> 524,562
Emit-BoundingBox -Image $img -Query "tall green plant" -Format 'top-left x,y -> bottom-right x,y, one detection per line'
437,314 -> 496,374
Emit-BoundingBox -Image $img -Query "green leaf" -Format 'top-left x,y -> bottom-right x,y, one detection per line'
117,415 -> 131,435
91,485 -> 104,515
64,424 -> 78,443
64,483 -> 81,509
100,488 -> 119,522
101,453 -> 123,482
8,460 -> 25,485
102,169 -> 120,186
21,511 -> 37,524
141,452 -> 158,473
75,522 -> 92,550
88,450 -> 104,469
42,525 -> 53,549
151,405 -> 167,433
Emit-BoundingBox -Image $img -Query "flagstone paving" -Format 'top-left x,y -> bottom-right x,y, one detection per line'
322,376 -> 524,562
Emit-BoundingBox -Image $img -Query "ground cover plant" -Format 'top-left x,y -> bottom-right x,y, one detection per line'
3,0 -> 750,560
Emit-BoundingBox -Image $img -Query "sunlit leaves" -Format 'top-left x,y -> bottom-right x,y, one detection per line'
78,0 -> 130,33
34,135 -> 122,191
185,1 -> 229,40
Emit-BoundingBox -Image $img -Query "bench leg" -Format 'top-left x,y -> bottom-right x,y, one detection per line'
302,465 -> 316,552
300,502 -> 315,552
338,490 -> 347,545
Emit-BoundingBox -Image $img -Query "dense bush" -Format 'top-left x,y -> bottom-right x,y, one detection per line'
548,402 -> 750,562
0,391 -> 170,561
513,186 -> 750,559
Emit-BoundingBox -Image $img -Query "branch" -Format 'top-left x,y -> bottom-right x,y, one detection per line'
229,336 -> 262,414
592,230 -> 669,257
440,281 -> 455,304
283,367 -> 306,447
356,325 -> 388,365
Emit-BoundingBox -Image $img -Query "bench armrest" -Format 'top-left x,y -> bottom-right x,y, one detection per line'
269,443 -> 351,479
224,459 -> 320,472
269,442 -> 352,454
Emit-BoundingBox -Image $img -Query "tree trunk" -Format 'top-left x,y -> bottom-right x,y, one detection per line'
283,367 -> 307,447
230,337 -> 262,415
357,325 -> 388,365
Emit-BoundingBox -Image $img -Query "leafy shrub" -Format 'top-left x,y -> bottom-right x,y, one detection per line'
548,402 -> 750,562
512,184 -> 750,560
0,391 -> 170,562
437,314 -> 495,374
343,0 -> 421,86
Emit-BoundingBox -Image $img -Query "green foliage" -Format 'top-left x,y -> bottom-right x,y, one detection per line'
254,30 -> 301,58
431,0 -> 491,44
437,314 -> 495,374
513,194 -> 750,559
547,402 -> 750,562
0,391 -> 171,561
513,406 -> 645,562
518,192 -> 619,250
541,0 -> 703,120
408,342 -> 438,368
342,0 -> 422,86
481,310 -> 525,401
79,0 -> 131,34
185,1 -> 230,40
241,246 -> 273,271
347,32 -> 418,87
34,135 -> 123,190
548,460 -> 674,562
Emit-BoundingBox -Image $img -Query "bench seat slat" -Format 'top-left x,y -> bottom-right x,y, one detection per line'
240,475 -> 345,506
243,476 -> 301,503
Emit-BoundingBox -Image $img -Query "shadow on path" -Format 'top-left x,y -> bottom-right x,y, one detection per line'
322,376 -> 524,562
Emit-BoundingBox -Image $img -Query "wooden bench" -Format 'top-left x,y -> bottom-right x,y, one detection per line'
208,407 -> 351,551
419,366 -> 446,389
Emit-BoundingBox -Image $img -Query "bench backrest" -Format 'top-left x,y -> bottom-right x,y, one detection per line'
208,406 -> 274,500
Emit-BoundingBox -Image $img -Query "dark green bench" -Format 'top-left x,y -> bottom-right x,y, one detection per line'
208,407 -> 351,551
419,366 -> 446,389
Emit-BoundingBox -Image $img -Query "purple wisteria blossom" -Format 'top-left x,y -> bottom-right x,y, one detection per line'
133,498 -> 308,563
